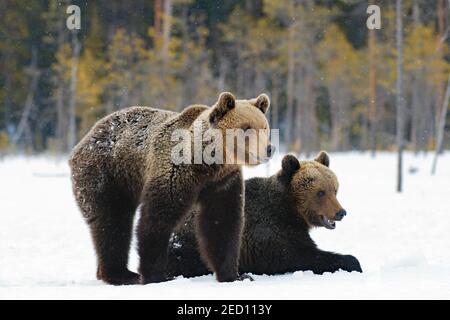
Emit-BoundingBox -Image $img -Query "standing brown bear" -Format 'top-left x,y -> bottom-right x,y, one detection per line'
69,92 -> 272,285
167,152 -> 362,277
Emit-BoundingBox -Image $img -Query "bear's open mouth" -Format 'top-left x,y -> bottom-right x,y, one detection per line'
321,215 -> 336,230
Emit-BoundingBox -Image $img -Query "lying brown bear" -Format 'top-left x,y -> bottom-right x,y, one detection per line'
167,152 -> 362,277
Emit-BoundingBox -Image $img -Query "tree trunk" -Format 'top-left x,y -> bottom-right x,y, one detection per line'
435,0 -> 446,124
431,72 -> 450,175
295,62 -> 315,155
11,47 -> 40,146
217,59 -> 226,93
410,74 -> 421,153
303,76 -> 310,156
67,31 -> 81,152
55,85 -> 66,152
161,0 -> 172,71
154,0 -> 162,36
410,0 -> 420,154
330,85 -> 340,151
55,4 -> 68,153
368,0 -> 378,157
2,71 -> 11,132
306,74 -> 317,153
294,71 -> 303,153
271,74 -> 279,131
396,0 -> 405,192
285,25 -> 295,148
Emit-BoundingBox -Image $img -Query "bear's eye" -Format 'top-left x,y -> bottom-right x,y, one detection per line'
243,126 -> 251,132
317,190 -> 326,198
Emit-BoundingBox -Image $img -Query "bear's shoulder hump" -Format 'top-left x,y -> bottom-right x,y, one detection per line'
180,104 -> 208,118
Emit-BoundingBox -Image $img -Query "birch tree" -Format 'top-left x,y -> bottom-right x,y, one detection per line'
67,30 -> 81,152
368,0 -> 378,156
431,73 -> 450,175
396,0 -> 405,193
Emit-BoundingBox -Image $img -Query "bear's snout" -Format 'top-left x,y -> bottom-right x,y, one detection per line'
334,209 -> 347,221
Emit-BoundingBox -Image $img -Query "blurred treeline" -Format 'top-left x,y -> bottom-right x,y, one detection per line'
0,0 -> 449,155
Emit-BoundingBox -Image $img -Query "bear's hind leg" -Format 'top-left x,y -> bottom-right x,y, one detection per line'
196,174 -> 244,282
90,215 -> 140,285
85,195 -> 140,285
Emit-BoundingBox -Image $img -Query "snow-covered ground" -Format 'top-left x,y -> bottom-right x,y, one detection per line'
0,152 -> 449,299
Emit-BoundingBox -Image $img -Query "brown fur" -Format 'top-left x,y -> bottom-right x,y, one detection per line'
166,152 -> 362,277
69,92 -> 270,285
289,153 -> 343,228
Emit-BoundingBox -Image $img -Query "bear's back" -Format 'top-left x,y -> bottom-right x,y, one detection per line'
69,107 -> 177,195
71,106 -> 176,162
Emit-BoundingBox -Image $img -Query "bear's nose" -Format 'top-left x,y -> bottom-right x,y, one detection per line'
334,209 -> 347,221
266,145 -> 275,158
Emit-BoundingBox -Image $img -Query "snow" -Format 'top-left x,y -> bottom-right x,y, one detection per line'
1,152 -> 449,299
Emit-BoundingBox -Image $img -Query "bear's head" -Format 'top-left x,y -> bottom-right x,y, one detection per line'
208,92 -> 273,165
278,152 -> 346,230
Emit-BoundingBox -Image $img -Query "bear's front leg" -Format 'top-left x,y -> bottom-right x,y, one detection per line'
299,248 -> 362,274
196,171 -> 244,282
137,179 -> 197,284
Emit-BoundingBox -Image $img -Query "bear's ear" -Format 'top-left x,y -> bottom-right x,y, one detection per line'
279,154 -> 300,182
209,92 -> 236,125
250,93 -> 270,114
314,151 -> 330,167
